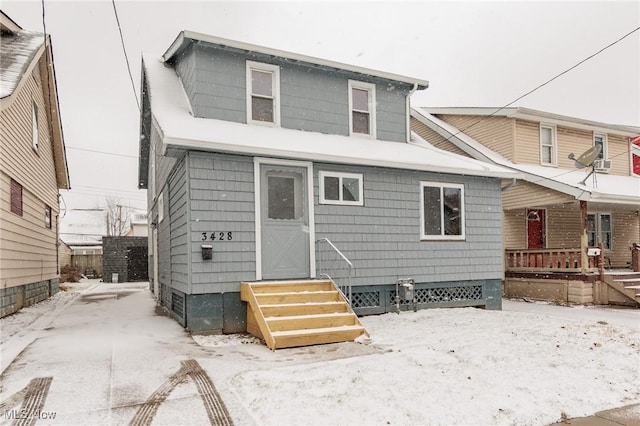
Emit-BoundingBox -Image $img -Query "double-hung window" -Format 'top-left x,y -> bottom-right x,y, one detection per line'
319,171 -> 363,206
246,61 -> 280,126
540,124 -> 556,165
420,182 -> 465,240
594,134 -> 607,160
348,80 -> 376,137
587,213 -> 612,250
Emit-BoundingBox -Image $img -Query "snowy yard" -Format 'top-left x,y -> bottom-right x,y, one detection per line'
196,301 -> 640,425
1,282 -> 638,425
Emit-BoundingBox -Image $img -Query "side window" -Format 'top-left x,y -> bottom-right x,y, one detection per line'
420,182 -> 465,240
246,61 -> 280,126
158,192 -> 164,223
45,206 -> 52,228
319,171 -> 363,206
540,124 -> 556,165
348,80 -> 376,138
32,101 -> 39,151
593,134 -> 607,160
10,179 -> 23,217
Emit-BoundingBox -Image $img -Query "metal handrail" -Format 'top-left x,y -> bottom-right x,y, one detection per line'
315,238 -> 353,305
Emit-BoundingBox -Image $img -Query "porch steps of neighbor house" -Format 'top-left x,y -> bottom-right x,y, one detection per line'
240,279 -> 368,350
608,273 -> 640,305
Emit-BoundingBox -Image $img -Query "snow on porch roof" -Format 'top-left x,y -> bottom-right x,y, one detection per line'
142,54 -> 518,179
412,108 -> 640,205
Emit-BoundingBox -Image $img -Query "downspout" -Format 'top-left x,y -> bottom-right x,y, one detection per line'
501,178 -> 517,191
406,83 -> 419,143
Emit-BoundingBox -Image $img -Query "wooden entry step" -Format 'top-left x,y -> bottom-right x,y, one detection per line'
240,280 -> 368,350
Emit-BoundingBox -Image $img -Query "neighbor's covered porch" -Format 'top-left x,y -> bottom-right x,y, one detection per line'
502,199 -> 640,305
504,200 -> 639,273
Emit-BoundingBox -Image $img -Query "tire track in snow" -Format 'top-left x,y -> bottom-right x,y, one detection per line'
0,377 -> 53,426
129,359 -> 233,426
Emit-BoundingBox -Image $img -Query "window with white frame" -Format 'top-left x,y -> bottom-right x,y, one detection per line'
32,102 -> 39,151
594,133 -> 607,160
348,80 -> 376,137
540,125 -> 556,165
246,61 -> 280,126
420,182 -> 465,240
158,192 -> 164,223
319,171 -> 363,206
587,213 -> 612,250
45,205 -> 52,229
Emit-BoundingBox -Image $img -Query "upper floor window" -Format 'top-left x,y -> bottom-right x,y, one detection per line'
420,182 -> 465,240
10,179 -> 23,217
593,134 -> 607,160
246,61 -> 280,126
540,124 -> 556,165
348,80 -> 376,137
319,171 -> 363,206
32,101 -> 39,151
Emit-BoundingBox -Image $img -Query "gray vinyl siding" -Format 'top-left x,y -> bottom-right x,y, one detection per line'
169,157 -> 189,293
188,152 -> 256,294
173,43 -> 411,143
314,164 -> 504,285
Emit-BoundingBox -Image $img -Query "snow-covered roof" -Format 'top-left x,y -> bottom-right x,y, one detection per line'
59,210 -> 108,246
412,108 -> 640,206
0,29 -> 44,99
0,11 -> 70,190
423,107 -> 640,137
142,54 -> 518,179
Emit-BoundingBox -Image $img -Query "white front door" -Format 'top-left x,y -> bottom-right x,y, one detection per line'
255,159 -> 315,281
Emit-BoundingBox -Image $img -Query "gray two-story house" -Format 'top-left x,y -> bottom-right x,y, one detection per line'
138,31 -> 518,344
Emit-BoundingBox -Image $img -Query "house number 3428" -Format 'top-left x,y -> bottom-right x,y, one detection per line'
201,232 -> 233,241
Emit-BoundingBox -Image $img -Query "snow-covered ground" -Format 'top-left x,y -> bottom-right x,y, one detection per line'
1,282 -> 638,425
197,300 -> 640,426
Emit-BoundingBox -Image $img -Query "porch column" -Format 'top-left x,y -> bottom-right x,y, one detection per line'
580,200 -> 588,274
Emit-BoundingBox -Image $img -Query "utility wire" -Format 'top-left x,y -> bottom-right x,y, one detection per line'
111,0 -> 140,110
66,145 -> 138,159
440,26 -> 640,146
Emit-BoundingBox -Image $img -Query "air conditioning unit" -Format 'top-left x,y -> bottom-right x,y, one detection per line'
593,159 -> 611,172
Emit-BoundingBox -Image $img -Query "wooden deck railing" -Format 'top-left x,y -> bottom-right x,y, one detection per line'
505,248 -> 600,272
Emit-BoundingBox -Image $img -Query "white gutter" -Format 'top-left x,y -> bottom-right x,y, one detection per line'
163,30 -> 430,89
162,135 -> 518,179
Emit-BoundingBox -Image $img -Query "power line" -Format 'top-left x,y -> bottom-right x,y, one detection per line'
111,0 -> 140,111
66,145 -> 138,159
440,26 -> 640,146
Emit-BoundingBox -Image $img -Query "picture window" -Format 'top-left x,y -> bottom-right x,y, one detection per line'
420,182 -> 465,240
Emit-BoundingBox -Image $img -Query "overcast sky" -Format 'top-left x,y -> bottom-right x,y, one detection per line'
3,1 -> 639,214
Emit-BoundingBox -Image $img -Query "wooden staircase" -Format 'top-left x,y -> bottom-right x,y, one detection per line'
240,279 -> 368,350
603,272 -> 640,307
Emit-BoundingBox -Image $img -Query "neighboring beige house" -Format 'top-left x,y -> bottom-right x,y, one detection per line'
411,107 -> 640,306
0,11 -> 70,317
124,211 -> 148,237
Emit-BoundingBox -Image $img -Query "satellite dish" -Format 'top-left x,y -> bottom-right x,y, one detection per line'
568,145 -> 601,169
